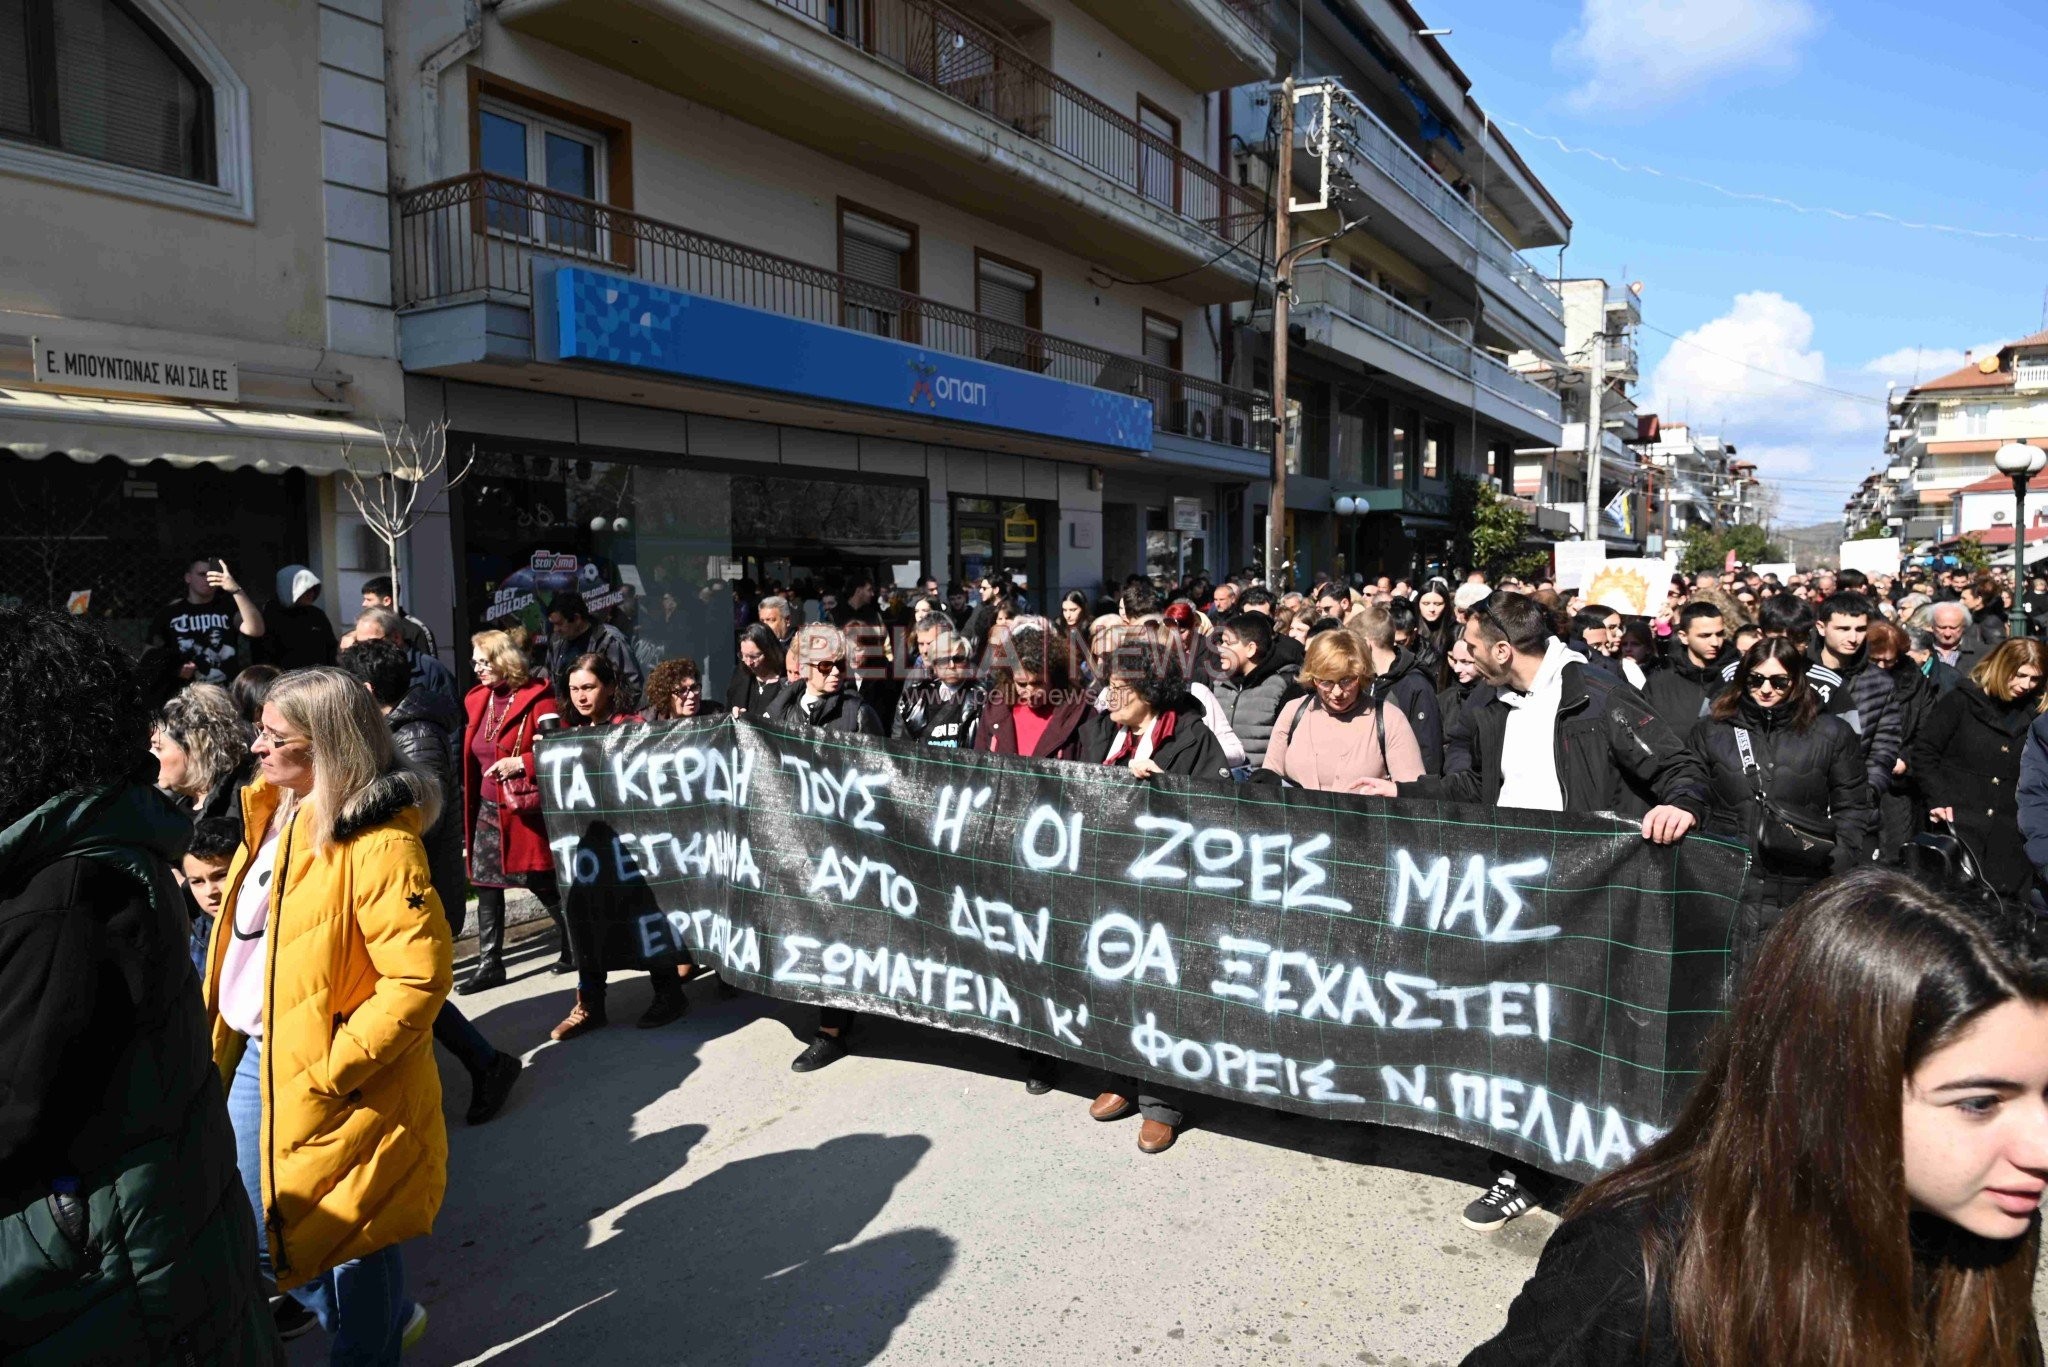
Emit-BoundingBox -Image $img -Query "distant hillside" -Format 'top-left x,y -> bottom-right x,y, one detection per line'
1774,521 -> 1847,571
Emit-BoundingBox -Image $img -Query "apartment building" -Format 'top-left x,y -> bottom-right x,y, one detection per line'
386,0 -> 1280,677
1642,422 -> 1758,544
1509,278 -> 1644,551
1229,5 -> 1571,584
0,0 -> 403,646
1885,331 -> 2048,538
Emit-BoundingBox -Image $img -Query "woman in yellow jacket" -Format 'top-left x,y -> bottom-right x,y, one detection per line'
203,667 -> 453,1365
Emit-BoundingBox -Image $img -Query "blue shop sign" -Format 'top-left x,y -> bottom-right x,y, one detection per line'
538,266 -> 1152,452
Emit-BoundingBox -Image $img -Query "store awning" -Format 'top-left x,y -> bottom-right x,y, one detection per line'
0,385 -> 385,475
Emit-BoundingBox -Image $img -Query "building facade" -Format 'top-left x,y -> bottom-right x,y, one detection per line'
1508,278 -> 1644,553
386,0 -> 1284,682
0,0 -> 403,650
1230,10 -> 1572,585
1880,331 -> 2048,540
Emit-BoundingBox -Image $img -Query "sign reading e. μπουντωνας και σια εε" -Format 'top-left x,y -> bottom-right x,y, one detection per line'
32,335 -> 239,403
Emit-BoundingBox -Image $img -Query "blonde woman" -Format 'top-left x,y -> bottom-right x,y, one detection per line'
1257,630 -> 1424,792
151,682 -> 253,823
461,629 -> 567,990
204,667 -> 452,1362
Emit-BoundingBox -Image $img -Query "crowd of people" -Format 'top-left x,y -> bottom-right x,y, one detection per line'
7,550 -> 2048,1364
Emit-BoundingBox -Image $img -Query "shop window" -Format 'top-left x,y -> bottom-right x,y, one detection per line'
839,202 -> 919,339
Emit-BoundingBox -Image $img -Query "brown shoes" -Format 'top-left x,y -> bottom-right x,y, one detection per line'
1137,1118 -> 1177,1154
1089,1091 -> 1136,1121
549,993 -> 607,1041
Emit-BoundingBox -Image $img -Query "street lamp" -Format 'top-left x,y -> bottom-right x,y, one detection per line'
1993,442 -> 2046,637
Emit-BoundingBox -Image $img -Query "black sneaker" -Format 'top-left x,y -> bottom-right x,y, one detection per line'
1023,1055 -> 1058,1095
272,1295 -> 317,1341
637,988 -> 689,1029
790,1032 -> 848,1072
1461,1174 -> 1535,1231
466,1051 -> 524,1126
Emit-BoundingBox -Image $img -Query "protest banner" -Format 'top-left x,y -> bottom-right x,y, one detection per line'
1552,540 -> 1605,592
538,716 -> 1746,1183
1839,537 -> 1901,578
1583,558 -> 1670,616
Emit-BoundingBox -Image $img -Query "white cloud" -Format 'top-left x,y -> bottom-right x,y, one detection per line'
1643,292 -> 1886,524
1557,0 -> 1820,113
1859,342 -> 2006,386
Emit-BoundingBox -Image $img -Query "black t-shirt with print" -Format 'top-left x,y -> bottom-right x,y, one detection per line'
149,597 -> 246,685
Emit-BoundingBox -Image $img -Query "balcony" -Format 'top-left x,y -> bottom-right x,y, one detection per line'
396,173 -> 1266,452
498,0 -> 1265,303
1061,0 -> 1275,88
1283,258 -> 1562,446
1294,80 -> 1564,354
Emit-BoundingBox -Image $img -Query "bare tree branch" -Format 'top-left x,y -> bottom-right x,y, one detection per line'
338,420 -> 478,607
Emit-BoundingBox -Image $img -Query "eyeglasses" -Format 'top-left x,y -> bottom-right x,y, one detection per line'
1745,674 -> 1791,695
255,727 -> 309,750
812,659 -> 845,673
1313,675 -> 1362,691
674,682 -> 702,694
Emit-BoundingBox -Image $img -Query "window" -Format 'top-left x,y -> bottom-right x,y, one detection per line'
0,0 -> 247,217
1136,98 -> 1179,209
1332,388 -> 1385,485
1286,377 -> 1329,478
839,202 -> 918,339
1390,412 -> 1411,487
1141,312 -> 1183,432
1961,403 -> 1993,437
974,250 -> 1041,368
479,100 -> 605,252
2,0 -> 213,182
1422,421 -> 1452,481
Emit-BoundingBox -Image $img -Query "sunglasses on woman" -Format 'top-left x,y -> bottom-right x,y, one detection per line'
1745,673 -> 1791,695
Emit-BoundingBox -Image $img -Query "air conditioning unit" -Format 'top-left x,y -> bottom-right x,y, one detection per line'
1995,509 -> 2011,523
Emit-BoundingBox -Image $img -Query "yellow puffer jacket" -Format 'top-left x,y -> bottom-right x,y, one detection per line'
203,770 -> 453,1291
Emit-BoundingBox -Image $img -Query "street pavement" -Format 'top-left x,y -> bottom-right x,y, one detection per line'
285,924 -> 2048,1366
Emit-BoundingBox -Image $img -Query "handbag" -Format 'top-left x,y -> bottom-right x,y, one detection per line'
1733,728 -> 1836,868
495,703 -> 543,813
1908,818 -> 2005,909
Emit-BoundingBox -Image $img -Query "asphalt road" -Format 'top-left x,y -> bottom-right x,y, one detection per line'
281,926 -> 2047,1366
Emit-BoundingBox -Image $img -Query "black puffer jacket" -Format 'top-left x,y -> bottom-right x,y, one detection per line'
1211,652 -> 1300,769
1641,644 -> 1733,743
1806,647 -> 1903,795
1403,651 -> 1709,821
0,784 -> 280,1365
762,684 -> 886,736
1907,681 -> 2040,897
1372,647 -> 1444,776
387,684 -> 468,925
1688,696 -> 1873,876
892,678 -> 986,748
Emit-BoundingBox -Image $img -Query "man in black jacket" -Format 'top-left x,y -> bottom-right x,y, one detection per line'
1805,592 -> 1903,799
1352,602 -> 1444,774
1359,592 -> 1706,1235
339,640 -> 524,1124
1643,602 -> 1731,742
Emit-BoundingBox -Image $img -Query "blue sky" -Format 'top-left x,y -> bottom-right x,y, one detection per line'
1430,0 -> 2048,523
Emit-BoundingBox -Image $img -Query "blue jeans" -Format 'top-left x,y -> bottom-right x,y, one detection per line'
229,1040 -> 412,1367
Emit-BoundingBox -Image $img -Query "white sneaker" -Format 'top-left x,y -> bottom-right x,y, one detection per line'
1461,1174 -> 1535,1231
400,1302 -> 428,1353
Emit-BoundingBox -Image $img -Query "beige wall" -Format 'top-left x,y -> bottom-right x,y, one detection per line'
402,27 -> 1220,380
0,0 -> 331,354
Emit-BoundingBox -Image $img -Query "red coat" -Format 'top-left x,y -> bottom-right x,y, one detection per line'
462,681 -> 559,877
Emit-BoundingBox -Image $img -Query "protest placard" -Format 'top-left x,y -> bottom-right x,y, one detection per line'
538,717 -> 1745,1181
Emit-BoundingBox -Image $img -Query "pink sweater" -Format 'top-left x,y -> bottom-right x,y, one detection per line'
1265,695 -> 1425,791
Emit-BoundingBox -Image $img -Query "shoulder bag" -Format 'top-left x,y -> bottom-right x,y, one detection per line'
1732,727 -> 1835,867
497,701 -> 544,813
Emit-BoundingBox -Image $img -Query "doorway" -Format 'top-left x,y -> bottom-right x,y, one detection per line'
951,496 -> 1048,611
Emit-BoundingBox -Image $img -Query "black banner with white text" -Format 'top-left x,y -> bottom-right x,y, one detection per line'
538,715 -> 1746,1182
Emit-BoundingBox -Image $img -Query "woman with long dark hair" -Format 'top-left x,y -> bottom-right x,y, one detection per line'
1908,636 -> 2048,902
1417,578 -> 1456,665
1466,869 -> 2048,1365
723,624 -> 785,719
1687,637 -> 1870,963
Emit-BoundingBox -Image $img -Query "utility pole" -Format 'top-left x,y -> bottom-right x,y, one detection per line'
1265,75 -> 1295,593
1582,327 -> 1605,548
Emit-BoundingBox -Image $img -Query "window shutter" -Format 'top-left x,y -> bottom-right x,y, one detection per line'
1,0 -> 33,139
1143,315 -> 1180,370
53,0 -> 209,181
977,258 -> 1035,328
841,213 -> 911,290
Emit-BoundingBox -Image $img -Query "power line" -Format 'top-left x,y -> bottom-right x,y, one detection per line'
1499,119 -> 2048,247
1639,321 -> 1891,406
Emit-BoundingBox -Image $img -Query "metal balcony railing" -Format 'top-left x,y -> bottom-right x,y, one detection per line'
1300,80 -> 1563,326
396,173 -> 1268,450
1289,258 -> 1561,424
770,0 -> 1265,245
